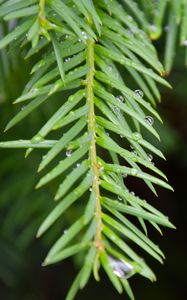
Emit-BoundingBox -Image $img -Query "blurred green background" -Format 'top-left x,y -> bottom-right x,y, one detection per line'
0,25 -> 187,300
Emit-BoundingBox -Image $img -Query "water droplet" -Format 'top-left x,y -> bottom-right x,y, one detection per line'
183,40 -> 187,47
127,15 -> 133,21
111,235 -> 116,241
116,95 -> 124,102
132,150 -> 138,156
127,28 -> 134,36
76,163 -> 80,167
130,191 -> 135,196
145,116 -> 154,126
32,135 -> 43,143
164,25 -> 169,32
135,89 -> 144,98
21,106 -> 26,111
149,24 -> 156,33
81,31 -> 88,40
65,57 -> 71,62
64,229 -> 68,234
132,132 -> 142,141
122,173 -> 128,178
66,150 -> 72,157
148,153 -> 153,161
108,65 -> 113,72
131,168 -> 138,176
113,106 -> 120,114
118,196 -> 122,201
32,88 -> 39,93
149,24 -> 162,39
109,256 -> 134,279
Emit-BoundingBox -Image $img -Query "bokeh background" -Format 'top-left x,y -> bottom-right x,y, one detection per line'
0,22 -> 187,300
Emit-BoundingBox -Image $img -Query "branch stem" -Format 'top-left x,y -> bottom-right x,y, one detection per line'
86,39 -> 104,257
39,0 -> 46,25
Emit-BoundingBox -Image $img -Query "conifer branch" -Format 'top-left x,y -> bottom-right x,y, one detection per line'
0,1 -> 182,299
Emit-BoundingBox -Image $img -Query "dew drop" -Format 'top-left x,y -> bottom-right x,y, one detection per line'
132,132 -> 142,141
132,150 -> 138,156
135,89 -> 144,98
130,191 -> 135,196
131,168 -> 138,176
109,256 -> 134,279
149,24 -> 156,33
76,163 -> 80,167
127,28 -> 134,36
32,135 -> 43,143
116,95 -> 124,102
127,15 -> 133,21
122,173 -> 128,178
111,236 -> 116,241
148,153 -> 153,161
118,196 -> 122,201
113,106 -> 120,114
145,116 -> 154,126
108,65 -> 113,72
81,31 -> 88,40
66,150 -> 72,157
183,40 -> 187,47
164,25 -> 169,32
65,57 -> 71,62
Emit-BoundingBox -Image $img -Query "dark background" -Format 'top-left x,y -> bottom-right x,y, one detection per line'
0,25 -> 187,300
